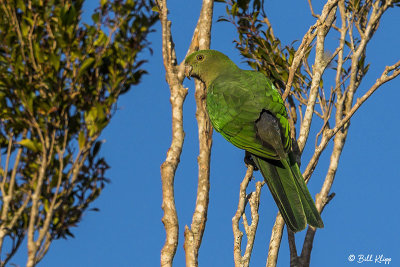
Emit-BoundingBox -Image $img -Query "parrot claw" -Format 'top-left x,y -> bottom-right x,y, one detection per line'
244,151 -> 259,171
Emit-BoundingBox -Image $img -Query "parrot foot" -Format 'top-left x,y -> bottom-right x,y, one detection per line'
244,151 -> 258,171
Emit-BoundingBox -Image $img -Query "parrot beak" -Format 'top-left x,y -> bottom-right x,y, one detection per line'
184,64 -> 192,79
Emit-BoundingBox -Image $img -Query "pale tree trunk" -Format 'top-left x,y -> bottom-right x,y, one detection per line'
156,0 -> 214,266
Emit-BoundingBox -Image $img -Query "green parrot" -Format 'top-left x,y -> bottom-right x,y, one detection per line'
184,50 -> 323,232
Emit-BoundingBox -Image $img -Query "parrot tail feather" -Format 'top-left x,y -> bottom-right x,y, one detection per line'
252,154 -> 324,232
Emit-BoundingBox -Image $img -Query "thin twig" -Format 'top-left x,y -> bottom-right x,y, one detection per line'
233,166 -> 264,267
282,0 -> 340,102
297,3 -> 338,153
307,0 -> 319,18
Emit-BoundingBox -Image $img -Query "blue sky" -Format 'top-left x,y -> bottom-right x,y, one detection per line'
11,1 -> 400,266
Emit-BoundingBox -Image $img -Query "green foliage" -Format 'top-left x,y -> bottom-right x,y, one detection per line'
0,0 -> 157,264
218,0 -> 397,97
217,0 -> 306,92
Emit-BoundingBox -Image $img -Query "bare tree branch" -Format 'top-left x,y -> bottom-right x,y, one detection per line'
331,59 -> 400,137
233,166 -> 264,267
287,229 -> 298,267
298,1 -> 399,264
154,1 -> 187,266
265,3 -> 340,266
183,1 -> 214,265
282,0 -> 340,102
307,0 -> 319,18
157,1 -> 187,265
266,215 -> 284,267
157,0 -> 214,266
297,2 -> 338,152
155,0 -> 399,266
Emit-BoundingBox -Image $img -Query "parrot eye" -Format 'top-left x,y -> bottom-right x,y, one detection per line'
196,55 -> 204,61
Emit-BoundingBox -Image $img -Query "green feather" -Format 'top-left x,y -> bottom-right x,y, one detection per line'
185,49 -> 324,232
253,154 -> 324,232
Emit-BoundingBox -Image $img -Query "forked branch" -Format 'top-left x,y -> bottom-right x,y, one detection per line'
157,0 -> 214,266
233,166 -> 264,267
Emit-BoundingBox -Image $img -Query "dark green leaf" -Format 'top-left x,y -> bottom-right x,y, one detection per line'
78,57 -> 95,77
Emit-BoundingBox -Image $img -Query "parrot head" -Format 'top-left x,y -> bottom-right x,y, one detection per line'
184,50 -> 237,86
